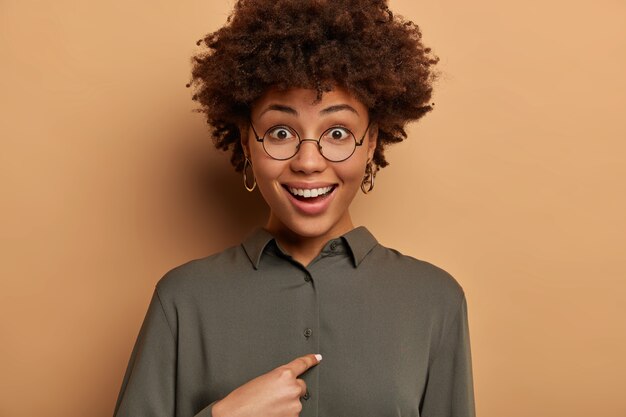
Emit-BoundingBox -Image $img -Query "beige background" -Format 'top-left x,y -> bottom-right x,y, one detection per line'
1,0 -> 625,416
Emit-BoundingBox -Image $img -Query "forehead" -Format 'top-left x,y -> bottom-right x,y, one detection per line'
251,86 -> 368,119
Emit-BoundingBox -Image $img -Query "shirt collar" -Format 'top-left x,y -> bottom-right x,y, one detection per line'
241,227 -> 275,270
241,226 -> 378,269
341,226 -> 378,267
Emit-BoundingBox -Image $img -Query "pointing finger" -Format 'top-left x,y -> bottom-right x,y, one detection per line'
284,353 -> 322,376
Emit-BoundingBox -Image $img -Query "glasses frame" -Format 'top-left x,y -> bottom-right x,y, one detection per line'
249,120 -> 372,162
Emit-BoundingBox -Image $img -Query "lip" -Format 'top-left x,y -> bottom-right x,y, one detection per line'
282,183 -> 337,215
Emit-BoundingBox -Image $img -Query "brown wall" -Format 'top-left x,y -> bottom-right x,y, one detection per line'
1,1 -> 625,416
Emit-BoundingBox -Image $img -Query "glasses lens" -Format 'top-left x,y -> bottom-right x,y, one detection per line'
263,126 -> 300,160
319,127 -> 357,162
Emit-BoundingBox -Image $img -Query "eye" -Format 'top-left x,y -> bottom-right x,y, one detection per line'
323,127 -> 352,142
266,126 -> 297,142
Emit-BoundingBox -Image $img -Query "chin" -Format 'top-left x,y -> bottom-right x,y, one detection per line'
285,213 -> 351,240
267,212 -> 336,239
284,220 -> 331,238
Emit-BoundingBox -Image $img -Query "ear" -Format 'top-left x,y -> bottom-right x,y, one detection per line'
239,124 -> 251,159
366,123 -> 378,162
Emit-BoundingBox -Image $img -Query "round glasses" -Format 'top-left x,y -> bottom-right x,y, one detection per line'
249,121 -> 371,162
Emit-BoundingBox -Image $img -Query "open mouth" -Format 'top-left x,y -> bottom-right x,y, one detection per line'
284,185 -> 336,202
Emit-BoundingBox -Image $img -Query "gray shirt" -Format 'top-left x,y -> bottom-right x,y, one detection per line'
113,226 -> 475,417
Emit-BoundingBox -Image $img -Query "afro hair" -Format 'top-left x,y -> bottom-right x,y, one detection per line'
187,0 -> 439,171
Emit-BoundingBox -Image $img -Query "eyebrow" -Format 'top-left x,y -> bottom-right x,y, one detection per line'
258,103 -> 360,118
319,104 -> 359,116
259,104 -> 298,117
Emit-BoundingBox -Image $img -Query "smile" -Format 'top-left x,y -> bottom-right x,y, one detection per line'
281,183 -> 338,215
286,186 -> 335,198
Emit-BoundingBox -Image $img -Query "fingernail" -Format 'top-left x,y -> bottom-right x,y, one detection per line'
315,354 -> 323,362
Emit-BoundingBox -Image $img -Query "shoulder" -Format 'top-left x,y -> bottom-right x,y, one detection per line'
368,242 -> 466,309
154,243 -> 250,300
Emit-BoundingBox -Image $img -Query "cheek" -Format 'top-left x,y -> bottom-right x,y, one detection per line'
249,149 -> 277,179
349,151 -> 370,178
336,161 -> 367,187
250,159 -> 284,195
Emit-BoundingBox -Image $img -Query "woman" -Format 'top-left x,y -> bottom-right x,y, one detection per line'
113,1 -> 475,416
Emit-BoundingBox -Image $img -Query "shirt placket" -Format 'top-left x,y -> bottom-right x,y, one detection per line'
300,266 -> 320,417
300,239 -> 346,417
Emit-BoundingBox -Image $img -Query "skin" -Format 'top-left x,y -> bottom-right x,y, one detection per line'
212,86 -> 377,417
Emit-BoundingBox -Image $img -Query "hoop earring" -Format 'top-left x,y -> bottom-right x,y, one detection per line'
243,157 -> 256,192
361,161 -> 376,194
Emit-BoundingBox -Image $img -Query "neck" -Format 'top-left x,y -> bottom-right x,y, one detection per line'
265,215 -> 354,266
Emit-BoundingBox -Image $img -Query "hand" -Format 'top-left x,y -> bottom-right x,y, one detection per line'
211,353 -> 322,417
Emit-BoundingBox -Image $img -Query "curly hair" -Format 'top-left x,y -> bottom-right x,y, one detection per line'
187,0 -> 438,171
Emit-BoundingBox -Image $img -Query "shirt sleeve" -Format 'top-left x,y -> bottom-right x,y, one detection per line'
113,288 -> 178,416
113,288 -> 220,417
420,295 -> 476,417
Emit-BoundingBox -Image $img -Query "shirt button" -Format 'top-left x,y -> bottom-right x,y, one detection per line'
304,274 -> 311,282
330,241 -> 338,251
303,328 -> 313,338
303,391 -> 310,400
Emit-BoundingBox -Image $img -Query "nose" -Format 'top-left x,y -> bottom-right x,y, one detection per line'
290,139 -> 326,173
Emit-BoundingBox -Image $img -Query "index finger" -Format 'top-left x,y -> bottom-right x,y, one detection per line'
284,354 -> 322,376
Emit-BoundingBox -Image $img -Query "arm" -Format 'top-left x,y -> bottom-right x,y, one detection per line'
113,288 -> 180,417
420,296 -> 476,417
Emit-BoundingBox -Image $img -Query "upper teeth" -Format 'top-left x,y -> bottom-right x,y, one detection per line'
288,186 -> 333,198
